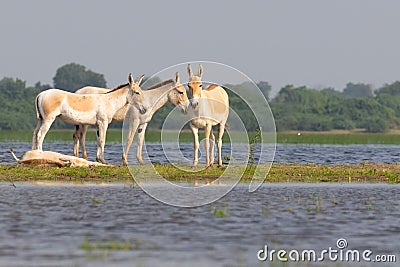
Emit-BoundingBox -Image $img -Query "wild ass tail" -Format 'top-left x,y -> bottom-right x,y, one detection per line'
35,94 -> 42,120
9,148 -> 21,163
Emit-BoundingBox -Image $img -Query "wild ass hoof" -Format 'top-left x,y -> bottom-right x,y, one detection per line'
206,163 -> 214,169
96,157 -> 107,164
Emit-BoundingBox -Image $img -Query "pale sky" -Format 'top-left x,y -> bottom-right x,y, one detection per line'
1,0 -> 399,95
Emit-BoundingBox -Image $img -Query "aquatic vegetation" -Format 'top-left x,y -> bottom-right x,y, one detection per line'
91,197 -> 102,204
80,236 -> 139,251
211,205 -> 228,217
248,128 -> 261,165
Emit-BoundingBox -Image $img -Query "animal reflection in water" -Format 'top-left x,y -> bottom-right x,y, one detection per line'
10,148 -> 108,167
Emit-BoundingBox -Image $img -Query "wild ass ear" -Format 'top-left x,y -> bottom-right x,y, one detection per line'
174,72 -> 180,83
187,64 -> 193,78
198,64 -> 203,78
137,74 -> 145,85
128,73 -> 134,85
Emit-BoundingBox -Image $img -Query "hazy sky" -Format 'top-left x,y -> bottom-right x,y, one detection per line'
1,0 -> 399,94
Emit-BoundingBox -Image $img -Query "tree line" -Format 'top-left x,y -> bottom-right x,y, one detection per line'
0,63 -> 399,132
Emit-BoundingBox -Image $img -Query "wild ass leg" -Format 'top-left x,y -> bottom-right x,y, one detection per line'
73,125 -> 80,157
122,120 -> 140,166
190,123 -> 199,167
204,124 -> 212,166
217,123 -> 225,166
137,123 -> 148,165
36,117 -> 55,151
80,125 -> 89,160
32,119 -> 42,150
96,122 -> 108,164
210,130 -> 215,166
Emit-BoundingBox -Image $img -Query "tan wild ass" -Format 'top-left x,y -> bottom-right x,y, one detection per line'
122,72 -> 189,165
187,64 -> 229,167
32,73 -> 146,164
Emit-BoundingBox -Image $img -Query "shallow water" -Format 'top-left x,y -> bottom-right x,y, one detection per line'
2,141 -> 400,165
0,183 -> 399,266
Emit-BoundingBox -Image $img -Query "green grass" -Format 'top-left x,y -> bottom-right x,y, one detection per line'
2,129 -> 400,144
1,162 -> 399,183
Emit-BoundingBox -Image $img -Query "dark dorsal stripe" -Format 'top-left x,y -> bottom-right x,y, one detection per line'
105,83 -> 129,94
145,79 -> 174,90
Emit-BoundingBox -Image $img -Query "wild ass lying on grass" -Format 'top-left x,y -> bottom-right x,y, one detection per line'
122,72 -> 189,165
10,148 -> 108,167
187,64 -> 229,167
32,73 -> 146,164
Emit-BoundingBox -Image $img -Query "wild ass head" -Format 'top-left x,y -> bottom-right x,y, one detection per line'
187,64 -> 203,109
169,72 -> 189,113
127,73 -> 147,114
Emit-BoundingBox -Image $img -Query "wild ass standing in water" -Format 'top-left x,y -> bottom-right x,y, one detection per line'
122,72 -> 189,165
187,64 -> 229,167
32,73 -> 146,164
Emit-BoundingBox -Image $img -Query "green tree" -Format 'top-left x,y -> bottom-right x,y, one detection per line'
53,63 -> 107,91
342,82 -> 373,98
375,81 -> 400,96
257,81 -> 272,100
0,77 -> 41,130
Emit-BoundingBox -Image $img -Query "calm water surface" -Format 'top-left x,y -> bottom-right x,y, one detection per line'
2,142 -> 400,165
1,142 -> 400,266
0,183 -> 399,267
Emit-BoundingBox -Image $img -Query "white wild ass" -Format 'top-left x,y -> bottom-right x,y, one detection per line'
73,87 -> 130,160
10,148 -> 108,167
32,73 -> 146,164
187,64 -> 229,167
122,72 -> 189,165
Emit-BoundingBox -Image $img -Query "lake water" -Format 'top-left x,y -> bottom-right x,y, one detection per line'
2,141 -> 400,165
0,183 -> 398,267
1,142 -> 400,266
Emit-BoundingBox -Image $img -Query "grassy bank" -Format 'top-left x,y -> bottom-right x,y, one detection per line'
0,163 -> 399,184
1,129 -> 400,144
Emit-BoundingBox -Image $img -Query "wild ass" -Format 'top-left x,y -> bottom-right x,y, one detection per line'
10,148 -> 109,167
122,72 -> 189,165
32,73 -> 146,164
187,64 -> 229,167
73,87 -> 130,160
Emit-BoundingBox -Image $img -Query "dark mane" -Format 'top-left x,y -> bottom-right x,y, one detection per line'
145,79 -> 174,90
106,83 -> 129,94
